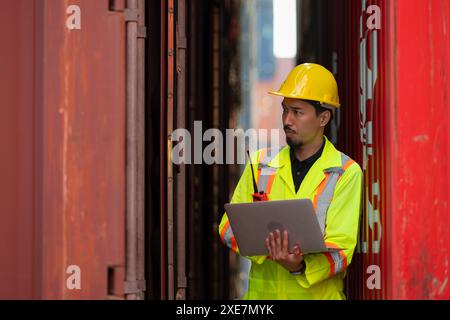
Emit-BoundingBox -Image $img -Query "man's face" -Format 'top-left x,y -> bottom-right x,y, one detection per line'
282,98 -> 328,148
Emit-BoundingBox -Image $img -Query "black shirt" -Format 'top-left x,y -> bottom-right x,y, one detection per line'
290,140 -> 326,193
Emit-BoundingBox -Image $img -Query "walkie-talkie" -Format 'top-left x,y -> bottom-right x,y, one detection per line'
247,150 -> 269,202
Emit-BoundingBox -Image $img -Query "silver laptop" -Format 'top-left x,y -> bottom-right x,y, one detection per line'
224,199 -> 343,256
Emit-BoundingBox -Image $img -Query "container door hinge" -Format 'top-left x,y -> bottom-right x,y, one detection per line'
124,279 -> 147,294
137,26 -> 147,39
123,8 -> 146,39
124,8 -> 139,22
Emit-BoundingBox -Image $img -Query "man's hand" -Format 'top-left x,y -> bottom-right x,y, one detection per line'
265,229 -> 304,272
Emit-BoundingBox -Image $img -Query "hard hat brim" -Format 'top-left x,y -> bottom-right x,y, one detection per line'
268,91 -> 341,108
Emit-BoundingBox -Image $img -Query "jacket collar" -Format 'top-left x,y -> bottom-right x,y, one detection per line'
266,136 -> 342,196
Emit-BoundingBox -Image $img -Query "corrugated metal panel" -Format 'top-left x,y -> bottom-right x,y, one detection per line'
333,0 -> 366,300
339,0 -> 393,300
359,0 -> 391,300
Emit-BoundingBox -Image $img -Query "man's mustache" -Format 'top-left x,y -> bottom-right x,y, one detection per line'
284,126 -> 296,133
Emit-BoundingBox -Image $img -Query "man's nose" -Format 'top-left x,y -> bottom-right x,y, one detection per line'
283,110 -> 295,126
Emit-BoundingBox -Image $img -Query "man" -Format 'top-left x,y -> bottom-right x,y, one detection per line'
218,63 -> 363,300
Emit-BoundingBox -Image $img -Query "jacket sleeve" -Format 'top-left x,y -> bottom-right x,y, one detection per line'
218,152 -> 268,265
295,162 -> 363,288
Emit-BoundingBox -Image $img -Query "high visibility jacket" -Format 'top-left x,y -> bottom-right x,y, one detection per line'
218,136 -> 363,300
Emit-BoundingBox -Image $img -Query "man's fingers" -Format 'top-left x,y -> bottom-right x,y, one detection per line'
275,229 -> 282,254
270,232 -> 277,258
293,246 -> 300,255
282,230 -> 289,253
265,237 -> 272,258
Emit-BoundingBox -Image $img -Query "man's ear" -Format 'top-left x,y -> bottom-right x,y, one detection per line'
319,111 -> 331,127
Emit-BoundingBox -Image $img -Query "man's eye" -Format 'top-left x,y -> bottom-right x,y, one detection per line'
294,110 -> 302,115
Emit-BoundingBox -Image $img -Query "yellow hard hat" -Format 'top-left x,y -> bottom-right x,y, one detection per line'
268,63 -> 341,108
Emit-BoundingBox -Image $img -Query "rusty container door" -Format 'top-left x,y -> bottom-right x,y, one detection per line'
37,0 -> 126,299
0,0 -> 126,299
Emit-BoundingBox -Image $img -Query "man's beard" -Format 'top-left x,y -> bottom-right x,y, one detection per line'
284,126 -> 303,148
286,136 -> 303,148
